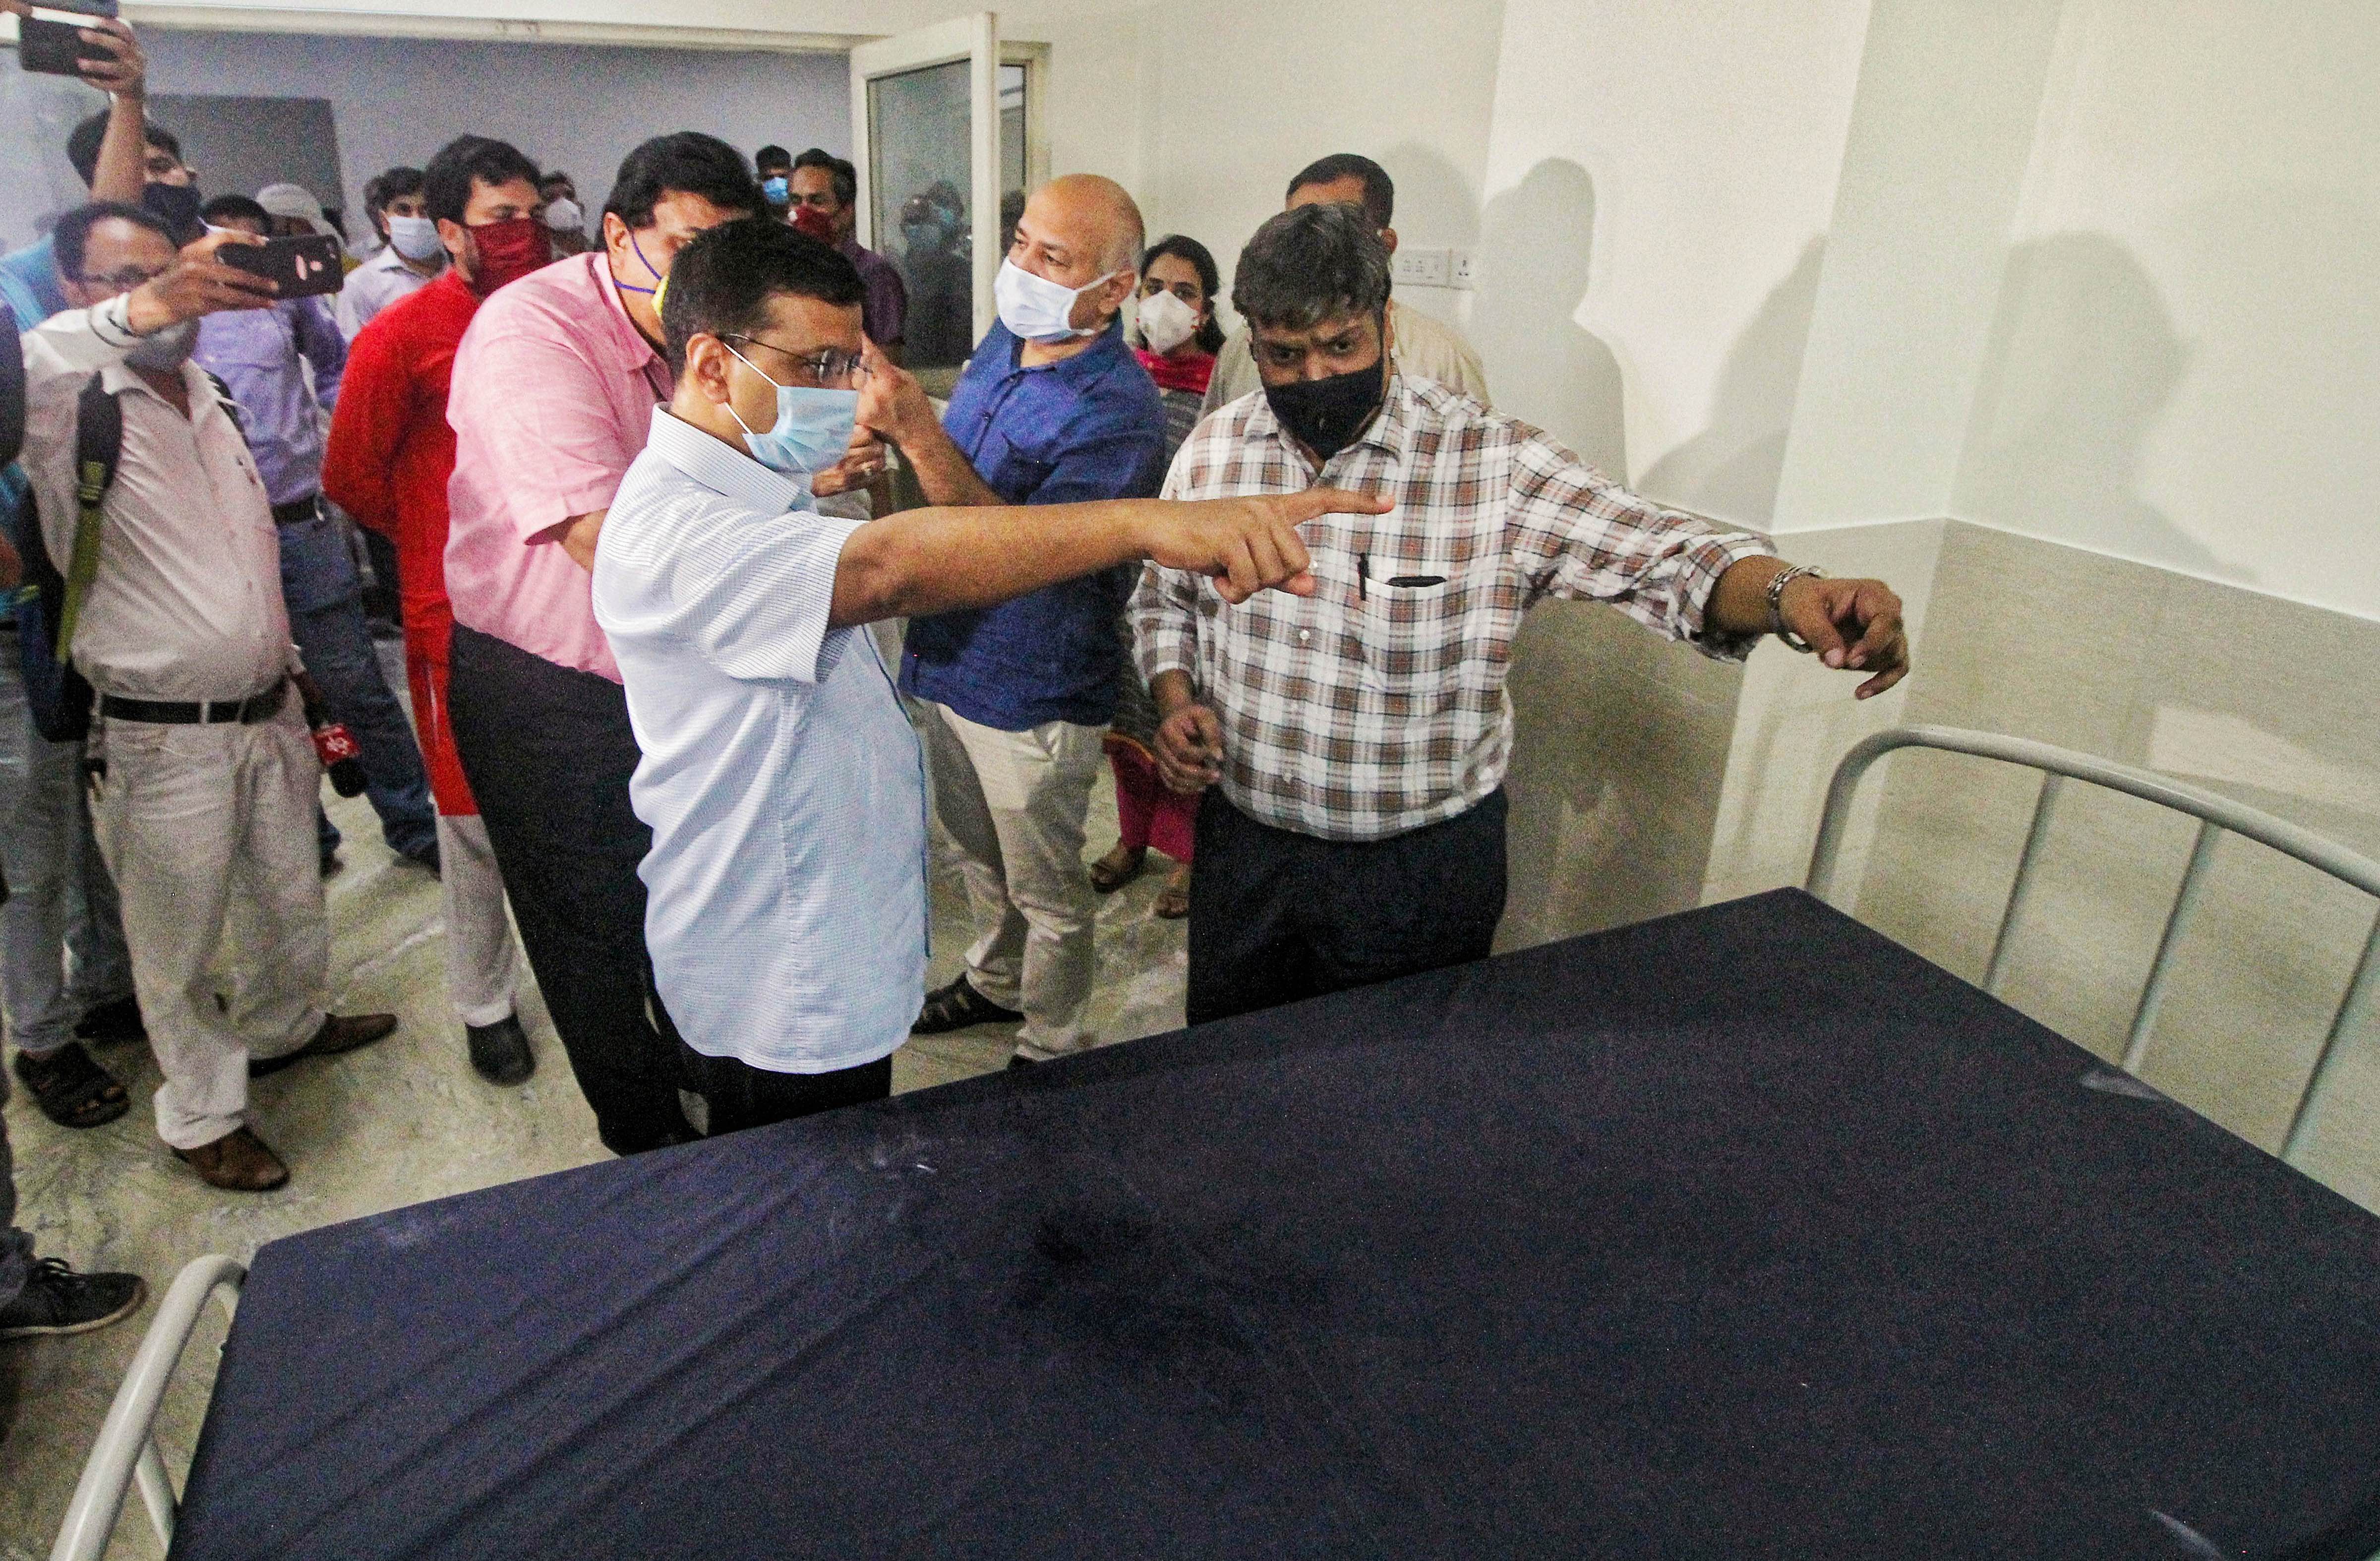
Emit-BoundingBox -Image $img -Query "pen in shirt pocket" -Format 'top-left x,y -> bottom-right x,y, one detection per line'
1356,553 -> 1447,597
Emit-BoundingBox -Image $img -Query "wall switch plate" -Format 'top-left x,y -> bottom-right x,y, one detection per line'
1450,247 -> 1477,289
1392,246 -> 1452,287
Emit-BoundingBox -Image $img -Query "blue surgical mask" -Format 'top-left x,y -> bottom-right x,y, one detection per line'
762,176 -> 791,207
723,343 -> 858,477
386,214 -> 444,263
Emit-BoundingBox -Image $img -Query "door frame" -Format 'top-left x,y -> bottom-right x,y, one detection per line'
850,11 -> 1001,351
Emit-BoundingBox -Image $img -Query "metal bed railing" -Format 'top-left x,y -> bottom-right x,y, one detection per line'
50,1254 -> 247,1561
1807,725 -> 2380,1166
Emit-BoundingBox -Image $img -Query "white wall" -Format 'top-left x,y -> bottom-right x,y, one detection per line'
1470,0 -> 1872,508
136,31 -> 849,240
1005,0 -> 1507,346
1951,0 -> 2380,621
0,51 -> 112,249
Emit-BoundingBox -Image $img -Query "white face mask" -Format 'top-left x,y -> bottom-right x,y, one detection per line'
386,214 -> 444,263
1136,288 -> 1200,355
544,197 -> 585,234
994,257 -> 1121,344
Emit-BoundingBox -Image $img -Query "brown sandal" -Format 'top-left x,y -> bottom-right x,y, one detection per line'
12,1042 -> 130,1130
1089,842 -> 1147,894
1154,865 -> 1192,921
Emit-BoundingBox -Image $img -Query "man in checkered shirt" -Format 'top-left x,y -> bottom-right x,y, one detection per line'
1132,203 -> 1911,1025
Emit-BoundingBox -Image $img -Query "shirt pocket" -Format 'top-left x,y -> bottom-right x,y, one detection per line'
985,430 -> 1054,501
1352,551 -> 1491,717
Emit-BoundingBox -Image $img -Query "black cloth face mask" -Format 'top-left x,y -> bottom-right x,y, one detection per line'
141,181 -> 205,245
1263,325 -> 1388,462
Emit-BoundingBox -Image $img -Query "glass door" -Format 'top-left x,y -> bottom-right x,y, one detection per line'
851,13 -> 1001,394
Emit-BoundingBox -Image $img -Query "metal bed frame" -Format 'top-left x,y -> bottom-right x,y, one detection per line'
49,1254 -> 246,1561
1808,724 -> 2380,1166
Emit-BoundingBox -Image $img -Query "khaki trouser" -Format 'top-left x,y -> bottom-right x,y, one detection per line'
436,813 -> 520,1029
922,702 -> 1104,1061
91,705 -> 328,1150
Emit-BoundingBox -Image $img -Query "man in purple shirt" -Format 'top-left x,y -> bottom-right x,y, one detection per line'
789,149 -> 907,361
195,194 -> 436,873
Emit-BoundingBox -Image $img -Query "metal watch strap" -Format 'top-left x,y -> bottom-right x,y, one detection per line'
1766,564 -> 1826,653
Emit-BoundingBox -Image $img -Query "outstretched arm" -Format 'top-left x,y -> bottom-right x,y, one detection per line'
829,485 -> 1387,629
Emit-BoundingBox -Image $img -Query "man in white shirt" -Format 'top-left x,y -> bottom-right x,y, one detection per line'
20,203 -> 398,1191
336,166 -> 445,341
593,218 -> 1382,1134
1202,153 -> 1489,415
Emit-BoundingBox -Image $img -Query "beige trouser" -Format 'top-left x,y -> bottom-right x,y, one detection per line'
436,813 -> 520,1029
923,702 -> 1104,1060
91,706 -> 329,1150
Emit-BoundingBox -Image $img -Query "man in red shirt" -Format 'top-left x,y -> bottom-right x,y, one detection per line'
323,137 -> 540,1085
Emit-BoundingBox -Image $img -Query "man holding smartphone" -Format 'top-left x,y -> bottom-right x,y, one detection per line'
0,2 -> 165,327
194,195 -> 439,878
20,204 -> 400,1190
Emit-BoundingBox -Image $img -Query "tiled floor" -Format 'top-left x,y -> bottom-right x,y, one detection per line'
0,745 -> 1188,1558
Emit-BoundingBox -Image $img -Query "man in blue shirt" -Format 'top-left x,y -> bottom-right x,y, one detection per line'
195,195 -> 437,874
862,174 -> 1167,1066
594,217 -> 1376,1132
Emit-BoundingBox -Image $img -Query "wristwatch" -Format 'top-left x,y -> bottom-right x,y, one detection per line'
1765,563 -> 1826,653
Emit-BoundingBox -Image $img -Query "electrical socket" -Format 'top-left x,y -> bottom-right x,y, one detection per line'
1450,247 -> 1477,289
1391,246 -> 1452,288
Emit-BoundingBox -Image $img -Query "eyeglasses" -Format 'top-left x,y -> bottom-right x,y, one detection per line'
722,334 -> 867,387
76,265 -> 171,294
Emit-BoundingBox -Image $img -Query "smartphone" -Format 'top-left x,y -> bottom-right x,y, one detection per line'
221,234 -> 347,300
17,0 -> 120,79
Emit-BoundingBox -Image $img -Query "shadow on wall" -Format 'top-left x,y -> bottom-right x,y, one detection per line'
1636,236 -> 1827,528
1378,138 -> 1483,253
1468,158 -> 1626,477
1953,231 -> 2238,583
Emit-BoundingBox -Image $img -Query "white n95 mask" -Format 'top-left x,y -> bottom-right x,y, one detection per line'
994,258 -> 1120,344
1136,289 -> 1199,355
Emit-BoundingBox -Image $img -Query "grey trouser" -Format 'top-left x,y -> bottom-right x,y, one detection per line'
1,1062 -> 30,1310
0,634 -> 135,1058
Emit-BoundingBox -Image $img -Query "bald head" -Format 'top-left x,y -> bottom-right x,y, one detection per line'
1020,174 -> 1146,279
1004,173 -> 1145,347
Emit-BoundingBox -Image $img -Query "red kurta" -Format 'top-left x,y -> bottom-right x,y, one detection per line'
323,269 -> 483,816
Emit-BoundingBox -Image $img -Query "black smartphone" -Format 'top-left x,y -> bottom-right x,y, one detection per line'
18,0 -> 120,79
220,234 -> 346,300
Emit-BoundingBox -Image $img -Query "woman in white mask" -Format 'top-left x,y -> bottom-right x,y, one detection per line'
1128,234 -> 1226,462
1095,234 -> 1226,917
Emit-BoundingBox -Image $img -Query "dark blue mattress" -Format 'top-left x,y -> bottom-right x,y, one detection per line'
169,890 -> 2380,1559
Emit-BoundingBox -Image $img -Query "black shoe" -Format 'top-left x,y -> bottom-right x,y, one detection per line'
74,995 -> 146,1045
912,975 -> 1023,1035
320,850 -> 343,879
400,841 -> 442,877
466,1015 -> 534,1085
1006,1053 -> 1038,1071
0,1258 -> 146,1339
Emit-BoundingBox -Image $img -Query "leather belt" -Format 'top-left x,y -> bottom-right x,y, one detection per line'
271,496 -> 322,527
99,680 -> 288,726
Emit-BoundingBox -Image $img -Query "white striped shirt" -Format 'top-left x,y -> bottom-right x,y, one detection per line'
595,410 -> 928,1073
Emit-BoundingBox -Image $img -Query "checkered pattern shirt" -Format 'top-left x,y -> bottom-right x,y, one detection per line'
1131,375 -> 1774,842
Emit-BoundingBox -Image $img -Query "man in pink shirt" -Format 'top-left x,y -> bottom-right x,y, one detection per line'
443,133 -> 758,1153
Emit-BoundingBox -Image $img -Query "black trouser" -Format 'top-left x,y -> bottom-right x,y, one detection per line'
675,1043 -> 893,1138
1185,789 -> 1508,1027
446,625 -> 688,1153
